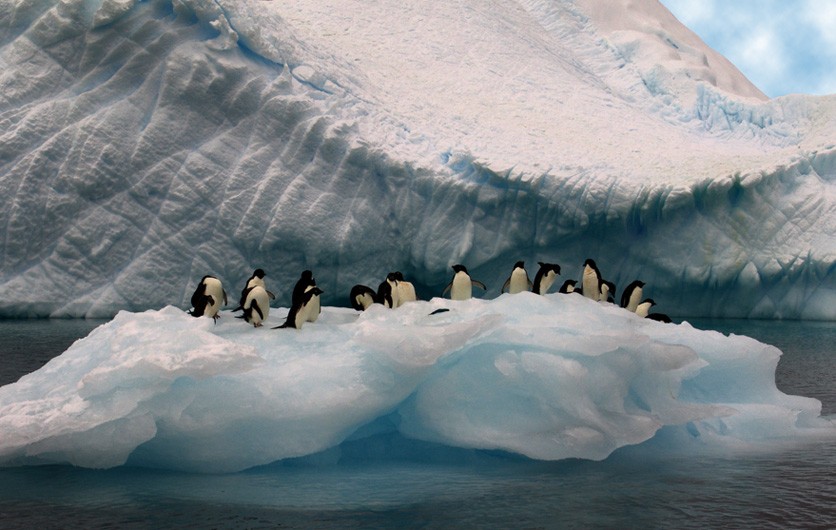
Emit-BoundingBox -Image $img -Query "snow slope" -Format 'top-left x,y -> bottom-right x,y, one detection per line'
1,297 -> 832,473
0,0 -> 834,318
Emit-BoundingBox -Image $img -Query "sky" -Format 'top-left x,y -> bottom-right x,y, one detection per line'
659,0 -> 836,98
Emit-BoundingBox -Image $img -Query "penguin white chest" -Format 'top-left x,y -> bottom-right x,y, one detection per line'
582,266 -> 599,300
451,272 -> 472,300
539,271 -> 557,294
304,285 -> 321,322
508,268 -> 528,294
204,277 -> 225,317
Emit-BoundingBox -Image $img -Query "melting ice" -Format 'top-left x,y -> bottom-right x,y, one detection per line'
0,294 -> 832,473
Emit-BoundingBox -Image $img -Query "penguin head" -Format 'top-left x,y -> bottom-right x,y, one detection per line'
301,270 -> 313,280
310,287 -> 324,297
583,259 -> 598,270
393,271 -> 405,281
641,298 -> 656,307
514,261 -> 525,269
386,272 -> 399,282
452,264 -> 468,273
252,268 -> 266,279
539,262 -> 561,275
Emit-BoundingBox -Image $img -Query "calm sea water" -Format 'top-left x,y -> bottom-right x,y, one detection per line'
0,318 -> 834,529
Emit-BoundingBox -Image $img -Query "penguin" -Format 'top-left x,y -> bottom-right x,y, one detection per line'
581,259 -> 602,300
350,284 -> 378,310
292,270 -> 316,305
274,287 -> 324,329
647,312 -> 672,323
233,268 -> 275,311
501,261 -> 532,294
635,298 -> 656,318
558,279 -> 577,294
240,285 -> 271,327
188,275 -> 227,321
393,271 -> 418,306
599,280 -> 616,303
620,280 -> 645,312
377,279 -> 396,308
442,264 -> 487,300
532,262 -> 561,295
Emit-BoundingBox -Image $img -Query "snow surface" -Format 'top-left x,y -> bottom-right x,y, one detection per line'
0,296 -> 832,473
0,0 -> 834,318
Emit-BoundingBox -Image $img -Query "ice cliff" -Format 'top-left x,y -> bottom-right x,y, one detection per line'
0,0 -> 834,318
1,297 -> 832,473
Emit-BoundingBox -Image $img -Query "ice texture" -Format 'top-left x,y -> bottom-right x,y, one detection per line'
0,297 -> 833,473
0,0 -> 834,319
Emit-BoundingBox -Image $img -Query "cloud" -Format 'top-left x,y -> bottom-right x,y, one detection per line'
660,0 -> 834,96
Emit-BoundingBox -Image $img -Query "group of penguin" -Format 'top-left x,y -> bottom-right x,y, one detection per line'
188,268 -> 322,329
188,258 -> 671,328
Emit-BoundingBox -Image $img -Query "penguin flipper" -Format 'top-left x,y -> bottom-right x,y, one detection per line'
501,277 -> 511,293
252,301 -> 264,321
223,290 -> 228,306
472,280 -> 487,291
442,282 -> 453,297
267,290 -> 276,300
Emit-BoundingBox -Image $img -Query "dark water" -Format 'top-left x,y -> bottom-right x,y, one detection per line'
0,318 -> 834,529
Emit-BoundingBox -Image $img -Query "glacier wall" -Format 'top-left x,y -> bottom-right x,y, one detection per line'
0,0 -> 834,319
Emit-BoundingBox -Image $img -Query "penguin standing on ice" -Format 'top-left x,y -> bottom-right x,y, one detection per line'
532,262 -> 561,295
291,270 -> 320,322
580,259 -> 602,300
188,275 -> 228,321
240,285 -> 271,327
501,261 -> 532,294
274,287 -> 324,329
393,271 -> 418,306
234,268 -> 275,311
442,264 -> 487,300
559,279 -> 577,294
620,280 -> 645,312
350,284 -> 378,310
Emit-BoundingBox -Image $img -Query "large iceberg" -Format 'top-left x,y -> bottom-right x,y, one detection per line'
0,0 -> 834,319
0,296 -> 832,473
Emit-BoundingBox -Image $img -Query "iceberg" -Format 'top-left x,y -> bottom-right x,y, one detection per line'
0,0 -> 833,320
1,296 -> 832,473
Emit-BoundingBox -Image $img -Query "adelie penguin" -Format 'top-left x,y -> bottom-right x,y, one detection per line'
442,264 -> 487,300
580,259 -> 602,300
532,262 -> 561,295
239,285 -> 271,327
501,261 -> 532,294
274,287 -> 324,330
350,284 -> 377,311
620,280 -> 645,312
291,270 -> 320,322
233,268 -> 275,312
189,275 -> 228,321
559,279 -> 577,294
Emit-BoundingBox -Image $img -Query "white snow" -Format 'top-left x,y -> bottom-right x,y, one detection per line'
0,0 -> 834,319
0,296 -> 832,473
